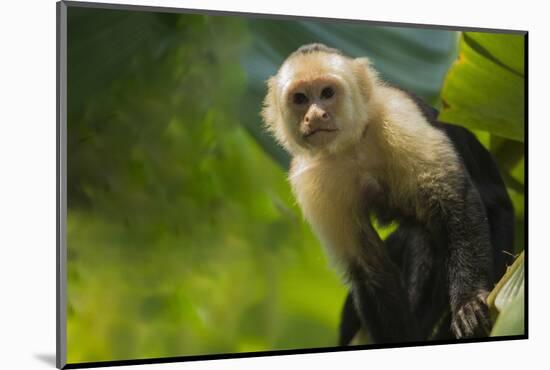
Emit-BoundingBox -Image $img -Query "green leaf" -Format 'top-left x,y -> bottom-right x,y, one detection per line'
487,252 -> 525,336
469,33 -> 524,75
491,289 -> 525,337
439,32 -> 525,142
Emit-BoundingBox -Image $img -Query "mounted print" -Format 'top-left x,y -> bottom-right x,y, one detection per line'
57,1 -> 527,368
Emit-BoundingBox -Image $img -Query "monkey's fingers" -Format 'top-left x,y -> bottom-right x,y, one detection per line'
456,307 -> 475,337
451,309 -> 473,339
451,295 -> 492,339
472,297 -> 492,335
461,304 -> 480,336
451,319 -> 463,339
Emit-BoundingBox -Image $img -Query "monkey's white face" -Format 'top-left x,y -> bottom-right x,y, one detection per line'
283,74 -> 343,148
262,51 -> 372,156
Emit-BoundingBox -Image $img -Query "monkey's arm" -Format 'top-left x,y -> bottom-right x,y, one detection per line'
438,177 -> 493,338
338,292 -> 361,345
348,220 -> 419,343
339,222 -> 425,345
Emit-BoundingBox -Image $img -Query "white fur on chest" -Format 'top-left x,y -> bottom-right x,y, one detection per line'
289,155 -> 375,264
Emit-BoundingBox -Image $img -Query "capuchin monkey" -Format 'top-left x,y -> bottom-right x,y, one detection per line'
261,43 -> 514,344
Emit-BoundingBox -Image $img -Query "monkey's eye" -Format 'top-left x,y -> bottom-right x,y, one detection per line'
293,92 -> 308,105
321,87 -> 335,99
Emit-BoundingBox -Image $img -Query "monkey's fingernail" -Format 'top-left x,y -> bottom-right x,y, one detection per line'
452,321 -> 463,339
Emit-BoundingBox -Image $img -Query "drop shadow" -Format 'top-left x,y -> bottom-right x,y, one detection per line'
34,353 -> 56,367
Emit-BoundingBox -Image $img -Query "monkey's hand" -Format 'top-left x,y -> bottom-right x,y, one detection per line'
451,291 -> 492,339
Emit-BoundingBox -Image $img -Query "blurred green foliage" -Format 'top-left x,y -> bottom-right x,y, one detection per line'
67,7 -> 347,363
65,5 -> 524,364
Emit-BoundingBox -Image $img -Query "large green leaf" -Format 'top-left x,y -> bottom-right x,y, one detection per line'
439,32 -> 525,141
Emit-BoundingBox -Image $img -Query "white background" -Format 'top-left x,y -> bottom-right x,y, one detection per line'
0,0 -> 546,369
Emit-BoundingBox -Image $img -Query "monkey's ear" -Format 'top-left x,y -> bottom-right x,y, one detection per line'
261,76 -> 280,133
261,76 -> 294,152
261,76 -> 296,153
353,57 -> 378,101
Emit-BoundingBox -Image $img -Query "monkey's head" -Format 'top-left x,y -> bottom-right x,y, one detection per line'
261,43 -> 378,155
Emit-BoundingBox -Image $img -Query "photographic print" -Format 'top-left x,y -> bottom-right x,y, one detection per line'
57,1 -> 526,368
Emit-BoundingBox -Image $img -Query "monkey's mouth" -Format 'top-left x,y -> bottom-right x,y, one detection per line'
304,128 -> 338,138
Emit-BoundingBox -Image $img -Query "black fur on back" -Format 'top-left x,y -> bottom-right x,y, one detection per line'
403,89 -> 515,282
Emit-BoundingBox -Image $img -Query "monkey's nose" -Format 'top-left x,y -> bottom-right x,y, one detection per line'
305,110 -> 329,123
